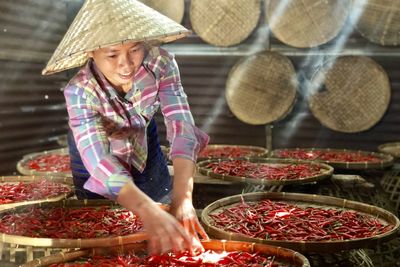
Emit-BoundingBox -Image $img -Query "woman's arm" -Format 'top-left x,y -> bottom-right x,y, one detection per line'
170,158 -> 208,244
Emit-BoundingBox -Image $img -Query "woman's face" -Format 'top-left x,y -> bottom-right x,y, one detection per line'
89,42 -> 145,92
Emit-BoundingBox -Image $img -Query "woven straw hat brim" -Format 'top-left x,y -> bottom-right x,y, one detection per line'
265,0 -> 350,48
309,56 -> 391,133
353,0 -> 400,46
138,0 -> 185,24
42,0 -> 191,75
190,0 -> 261,47
226,51 -> 298,125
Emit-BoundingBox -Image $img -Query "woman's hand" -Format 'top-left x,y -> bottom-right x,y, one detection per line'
117,181 -> 193,255
138,202 -> 194,255
170,198 -> 209,254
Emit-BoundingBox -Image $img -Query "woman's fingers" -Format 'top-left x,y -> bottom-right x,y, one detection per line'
194,220 -> 209,240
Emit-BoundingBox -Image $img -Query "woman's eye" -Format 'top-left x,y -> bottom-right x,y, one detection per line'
107,55 -> 116,58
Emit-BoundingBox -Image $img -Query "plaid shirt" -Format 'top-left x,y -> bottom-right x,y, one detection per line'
64,47 -> 209,200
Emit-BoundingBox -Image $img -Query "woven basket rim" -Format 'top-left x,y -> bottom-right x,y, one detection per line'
17,148 -> 72,177
272,148 -> 394,170
21,239 -> 310,267
0,199 -> 167,248
377,142 -> 400,158
201,192 -> 400,253
198,144 -> 269,160
197,157 -> 333,186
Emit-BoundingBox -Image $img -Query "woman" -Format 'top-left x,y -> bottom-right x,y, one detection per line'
43,0 -> 209,255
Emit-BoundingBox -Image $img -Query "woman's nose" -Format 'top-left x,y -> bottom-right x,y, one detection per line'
118,53 -> 134,68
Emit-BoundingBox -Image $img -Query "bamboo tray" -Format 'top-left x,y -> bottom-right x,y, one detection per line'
272,148 -> 394,170
21,239 -> 310,267
201,192 -> 400,253
198,144 -> 268,161
0,199 -> 165,248
378,142 -> 400,159
197,158 -> 333,186
17,148 -> 72,177
0,175 -> 73,210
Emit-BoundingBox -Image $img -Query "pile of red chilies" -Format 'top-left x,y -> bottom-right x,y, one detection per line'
199,147 -> 257,158
276,150 -> 381,163
0,180 -> 71,204
206,160 -> 322,180
26,154 -> 71,173
210,200 -> 393,241
49,250 -> 281,267
0,206 -> 143,238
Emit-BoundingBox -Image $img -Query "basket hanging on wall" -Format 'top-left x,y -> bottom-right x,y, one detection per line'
265,0 -> 350,48
190,0 -> 261,47
226,51 -> 297,125
352,0 -> 400,46
138,0 -> 185,24
308,56 -> 391,133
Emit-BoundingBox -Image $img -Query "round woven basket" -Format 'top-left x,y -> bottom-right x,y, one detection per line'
197,158 -> 333,186
308,56 -> 391,133
0,175 -> 73,209
138,0 -> 185,23
17,148 -> 72,177
190,0 -> 261,46
353,0 -> 400,46
198,144 -> 269,161
272,148 -> 394,170
21,239 -> 310,267
201,192 -> 400,253
265,0 -> 350,48
378,142 -> 400,158
226,51 -> 297,125
0,199 -> 166,248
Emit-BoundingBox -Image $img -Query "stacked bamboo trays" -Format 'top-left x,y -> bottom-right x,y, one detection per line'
272,148 -> 394,170
378,142 -> 400,159
198,144 -> 269,161
16,148 -> 72,179
197,158 -> 333,186
201,192 -> 400,253
0,176 -> 74,263
0,199 -> 158,264
22,240 -> 310,267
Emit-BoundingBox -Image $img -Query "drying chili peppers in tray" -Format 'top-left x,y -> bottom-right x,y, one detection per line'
198,144 -> 268,161
17,148 -> 72,176
197,158 -> 333,186
0,199 -> 154,248
0,176 -> 72,205
272,148 -> 393,170
21,240 -> 310,267
201,192 -> 400,253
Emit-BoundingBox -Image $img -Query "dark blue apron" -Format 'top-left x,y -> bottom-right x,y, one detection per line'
67,118 -> 172,202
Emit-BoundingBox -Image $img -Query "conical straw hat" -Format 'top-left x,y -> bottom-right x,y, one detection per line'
42,0 -> 190,75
